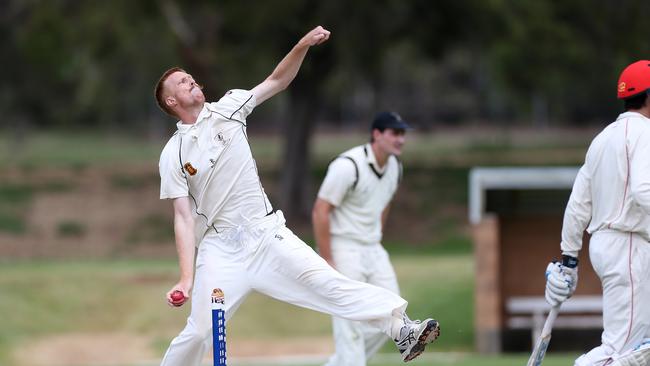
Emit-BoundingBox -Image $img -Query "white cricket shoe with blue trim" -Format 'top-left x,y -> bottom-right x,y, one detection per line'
394,318 -> 440,362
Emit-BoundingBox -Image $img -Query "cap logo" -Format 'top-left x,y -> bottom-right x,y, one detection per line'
618,82 -> 627,93
184,162 -> 197,176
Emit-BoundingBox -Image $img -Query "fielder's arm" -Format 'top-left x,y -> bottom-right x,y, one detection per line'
250,26 -> 330,105
167,196 -> 196,306
312,198 -> 335,267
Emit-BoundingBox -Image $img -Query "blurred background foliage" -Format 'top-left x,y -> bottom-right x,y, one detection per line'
1,0 -> 649,218
5,0 -> 647,217
2,0 -> 649,133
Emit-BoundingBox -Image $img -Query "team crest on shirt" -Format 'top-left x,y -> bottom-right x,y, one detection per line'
184,162 -> 197,176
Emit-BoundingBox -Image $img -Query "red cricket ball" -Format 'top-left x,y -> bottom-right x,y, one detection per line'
171,290 -> 186,305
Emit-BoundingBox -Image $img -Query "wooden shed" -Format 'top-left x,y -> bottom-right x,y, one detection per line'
469,167 -> 603,354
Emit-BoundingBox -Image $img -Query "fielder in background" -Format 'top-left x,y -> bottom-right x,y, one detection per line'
313,112 -> 410,366
153,26 -> 440,365
545,60 -> 650,366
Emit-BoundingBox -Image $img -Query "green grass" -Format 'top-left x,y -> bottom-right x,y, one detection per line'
222,353 -> 580,366
0,132 -> 164,168
0,181 -> 77,234
0,183 -> 34,234
0,255 -> 472,364
0,183 -> 34,204
384,353 -> 580,366
0,129 -> 596,365
0,212 -> 26,233
2,255 -> 583,366
56,221 -> 87,237
0,129 -> 592,169
125,214 -> 175,245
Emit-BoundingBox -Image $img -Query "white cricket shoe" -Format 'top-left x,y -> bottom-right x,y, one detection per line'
394,318 -> 440,362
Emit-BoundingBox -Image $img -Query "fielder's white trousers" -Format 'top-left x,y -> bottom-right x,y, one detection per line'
574,230 -> 650,366
160,212 -> 407,366
323,238 -> 400,366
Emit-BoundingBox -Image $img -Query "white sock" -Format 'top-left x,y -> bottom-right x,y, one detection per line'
390,315 -> 406,340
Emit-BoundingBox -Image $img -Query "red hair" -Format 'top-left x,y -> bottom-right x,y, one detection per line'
154,67 -> 185,118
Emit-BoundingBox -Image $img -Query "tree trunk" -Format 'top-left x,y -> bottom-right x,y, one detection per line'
279,85 -> 318,223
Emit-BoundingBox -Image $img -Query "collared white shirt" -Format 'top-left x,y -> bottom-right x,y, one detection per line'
317,143 -> 401,244
159,89 -> 272,245
562,111 -> 650,254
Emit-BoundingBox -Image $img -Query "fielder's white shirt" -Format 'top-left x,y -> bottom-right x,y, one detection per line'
159,89 -> 272,245
562,111 -> 650,255
318,144 -> 401,244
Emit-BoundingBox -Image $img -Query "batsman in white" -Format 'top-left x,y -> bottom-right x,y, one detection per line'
313,112 -> 414,365
153,26 -> 440,365
545,60 -> 650,366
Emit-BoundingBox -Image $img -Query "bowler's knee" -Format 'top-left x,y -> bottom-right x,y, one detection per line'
177,320 -> 212,345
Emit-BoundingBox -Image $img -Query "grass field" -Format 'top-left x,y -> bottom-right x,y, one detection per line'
0,129 -> 594,365
0,254 -> 472,364
223,353 -> 580,366
0,128 -> 593,169
0,254 -> 582,365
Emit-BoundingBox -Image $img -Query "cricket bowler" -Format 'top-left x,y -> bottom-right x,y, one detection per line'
154,26 -> 440,365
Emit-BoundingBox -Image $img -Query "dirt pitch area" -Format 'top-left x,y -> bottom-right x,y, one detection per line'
13,333 -> 333,366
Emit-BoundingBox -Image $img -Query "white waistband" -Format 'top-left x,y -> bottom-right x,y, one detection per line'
592,229 -> 650,242
331,235 -> 380,246
206,210 -> 286,243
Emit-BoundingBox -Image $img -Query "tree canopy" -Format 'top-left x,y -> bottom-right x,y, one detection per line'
2,0 -> 649,132
2,0 -> 649,218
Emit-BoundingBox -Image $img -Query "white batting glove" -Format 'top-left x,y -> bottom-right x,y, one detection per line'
545,259 -> 578,307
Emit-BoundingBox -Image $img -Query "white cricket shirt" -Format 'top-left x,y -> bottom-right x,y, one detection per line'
562,111 -> 650,254
159,89 -> 272,245
317,144 -> 401,244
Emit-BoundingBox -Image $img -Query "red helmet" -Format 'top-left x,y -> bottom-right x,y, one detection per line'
617,60 -> 650,99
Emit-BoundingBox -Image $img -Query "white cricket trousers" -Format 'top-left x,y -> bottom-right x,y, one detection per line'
160,211 -> 407,366
575,230 -> 650,366
323,238 -> 400,366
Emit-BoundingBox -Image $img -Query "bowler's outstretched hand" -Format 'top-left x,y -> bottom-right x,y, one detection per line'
300,26 -> 330,47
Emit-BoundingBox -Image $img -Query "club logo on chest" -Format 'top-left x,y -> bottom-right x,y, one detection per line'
184,162 -> 198,176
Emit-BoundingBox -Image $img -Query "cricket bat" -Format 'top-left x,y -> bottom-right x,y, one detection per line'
526,305 -> 560,366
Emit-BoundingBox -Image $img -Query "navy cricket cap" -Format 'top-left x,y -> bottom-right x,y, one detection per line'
371,111 -> 412,131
